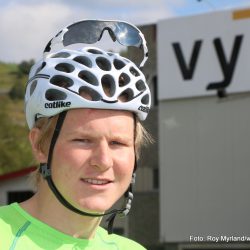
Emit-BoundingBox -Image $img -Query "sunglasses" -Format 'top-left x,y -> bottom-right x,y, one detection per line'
44,19 -> 148,68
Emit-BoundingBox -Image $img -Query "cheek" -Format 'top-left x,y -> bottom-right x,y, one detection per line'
114,150 -> 135,179
52,145 -> 87,177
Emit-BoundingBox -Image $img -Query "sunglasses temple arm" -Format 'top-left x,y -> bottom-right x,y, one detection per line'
139,33 -> 149,68
43,39 -> 53,54
43,28 -> 68,57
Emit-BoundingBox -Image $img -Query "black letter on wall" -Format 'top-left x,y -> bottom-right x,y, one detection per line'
207,35 -> 243,90
172,40 -> 202,80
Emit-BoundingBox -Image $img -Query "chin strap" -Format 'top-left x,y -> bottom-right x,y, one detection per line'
106,172 -> 136,234
39,111 -> 136,234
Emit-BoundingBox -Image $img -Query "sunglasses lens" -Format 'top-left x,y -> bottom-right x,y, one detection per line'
63,21 -> 103,46
114,23 -> 141,47
63,21 -> 142,48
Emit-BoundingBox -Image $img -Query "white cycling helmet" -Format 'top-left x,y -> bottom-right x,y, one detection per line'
25,46 -> 151,129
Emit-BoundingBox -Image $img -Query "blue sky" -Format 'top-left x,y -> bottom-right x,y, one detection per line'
1,0 -> 250,62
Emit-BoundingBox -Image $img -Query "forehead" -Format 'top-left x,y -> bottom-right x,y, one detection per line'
62,108 -> 134,134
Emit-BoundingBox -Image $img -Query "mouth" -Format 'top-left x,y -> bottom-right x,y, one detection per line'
81,178 -> 112,185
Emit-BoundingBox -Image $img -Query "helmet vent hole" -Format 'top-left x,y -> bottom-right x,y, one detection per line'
87,49 -> 103,55
114,59 -> 125,70
73,56 -> 92,68
136,80 -> 146,91
35,62 -> 46,74
101,75 -> 116,97
55,63 -> 75,73
96,57 -> 111,71
107,52 -> 114,56
79,86 -> 102,101
78,70 -> 98,86
30,80 -> 37,96
45,89 -> 67,101
129,67 -> 140,76
51,52 -> 71,58
119,73 -> 130,87
141,94 -> 149,105
118,89 -> 134,103
50,75 -> 74,88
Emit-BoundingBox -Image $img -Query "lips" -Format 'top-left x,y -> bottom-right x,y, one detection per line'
82,178 -> 112,185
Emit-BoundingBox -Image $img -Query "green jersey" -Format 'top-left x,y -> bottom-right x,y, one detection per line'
0,203 -> 146,250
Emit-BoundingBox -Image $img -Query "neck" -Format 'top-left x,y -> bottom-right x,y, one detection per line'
20,181 -> 102,239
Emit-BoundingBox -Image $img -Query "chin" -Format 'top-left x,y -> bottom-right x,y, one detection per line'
77,198 -> 113,214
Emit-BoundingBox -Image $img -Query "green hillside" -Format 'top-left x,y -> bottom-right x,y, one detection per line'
0,63 -> 18,91
0,61 -> 35,175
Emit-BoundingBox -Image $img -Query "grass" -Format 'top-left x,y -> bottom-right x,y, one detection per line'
0,62 -> 33,175
0,62 -> 19,91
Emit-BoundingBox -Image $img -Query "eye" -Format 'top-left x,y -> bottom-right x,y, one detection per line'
73,138 -> 90,144
110,140 -> 126,146
110,141 -> 121,145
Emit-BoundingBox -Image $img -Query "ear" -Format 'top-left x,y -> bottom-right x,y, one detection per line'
29,128 -> 47,163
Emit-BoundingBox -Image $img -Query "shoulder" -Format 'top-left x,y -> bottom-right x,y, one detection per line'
0,203 -> 21,249
0,203 -> 26,231
0,203 -> 16,221
96,227 -> 146,250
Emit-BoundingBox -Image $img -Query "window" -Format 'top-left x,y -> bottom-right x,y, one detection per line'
8,191 -> 34,204
113,227 -> 125,236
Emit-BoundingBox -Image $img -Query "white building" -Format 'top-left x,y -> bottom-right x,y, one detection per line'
0,166 -> 35,205
157,6 -> 250,250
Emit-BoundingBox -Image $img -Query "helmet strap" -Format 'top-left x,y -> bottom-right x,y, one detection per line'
39,111 -> 136,234
106,171 -> 136,234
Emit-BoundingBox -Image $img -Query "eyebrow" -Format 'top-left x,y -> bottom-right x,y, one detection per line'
67,130 -> 134,142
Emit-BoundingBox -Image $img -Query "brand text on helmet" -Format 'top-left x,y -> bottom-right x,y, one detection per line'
138,105 -> 149,113
45,101 -> 71,109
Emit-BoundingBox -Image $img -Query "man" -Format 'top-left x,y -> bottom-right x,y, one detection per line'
0,20 -> 151,249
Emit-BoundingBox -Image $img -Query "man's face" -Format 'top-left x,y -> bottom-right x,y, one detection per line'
51,108 -> 135,213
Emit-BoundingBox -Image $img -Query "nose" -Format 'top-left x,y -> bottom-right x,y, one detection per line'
90,140 -> 113,171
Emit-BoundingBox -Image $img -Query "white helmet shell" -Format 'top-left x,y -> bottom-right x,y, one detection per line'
25,47 -> 151,129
